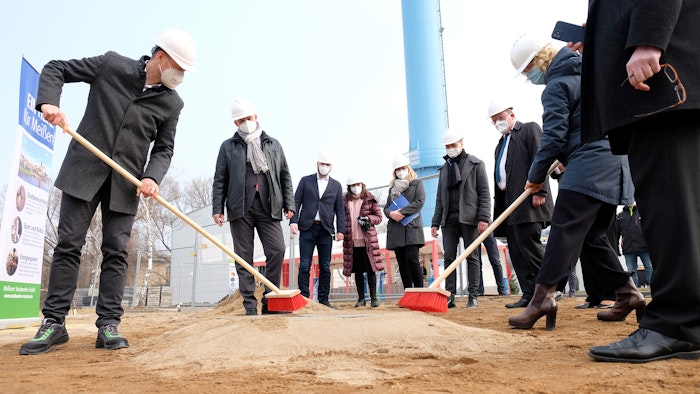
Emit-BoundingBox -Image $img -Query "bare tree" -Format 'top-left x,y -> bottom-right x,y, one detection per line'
182,176 -> 214,212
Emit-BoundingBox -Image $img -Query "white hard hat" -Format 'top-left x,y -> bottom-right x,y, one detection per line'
231,99 -> 257,121
487,100 -> 513,118
442,129 -> 463,145
154,28 -> 197,72
346,172 -> 363,185
510,34 -> 547,75
317,149 -> 334,164
392,155 -> 410,170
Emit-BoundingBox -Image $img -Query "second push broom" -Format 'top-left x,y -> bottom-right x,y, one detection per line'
398,161 -> 560,313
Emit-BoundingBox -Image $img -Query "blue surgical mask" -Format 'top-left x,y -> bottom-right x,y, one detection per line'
526,68 -> 546,85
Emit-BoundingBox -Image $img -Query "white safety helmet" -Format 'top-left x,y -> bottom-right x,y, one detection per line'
317,149 -> 334,164
154,28 -> 197,72
442,129 -> 463,145
392,155 -> 410,170
231,99 -> 257,121
510,34 -> 547,75
346,172 -> 363,185
487,100 -> 513,118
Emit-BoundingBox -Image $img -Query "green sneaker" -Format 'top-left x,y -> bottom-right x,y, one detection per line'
19,318 -> 69,355
96,324 -> 129,350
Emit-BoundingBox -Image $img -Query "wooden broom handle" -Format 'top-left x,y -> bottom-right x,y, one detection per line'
428,160 -> 561,288
61,125 -> 283,294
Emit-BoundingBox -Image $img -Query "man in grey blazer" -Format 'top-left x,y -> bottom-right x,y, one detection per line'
20,29 -> 197,355
431,129 -> 491,309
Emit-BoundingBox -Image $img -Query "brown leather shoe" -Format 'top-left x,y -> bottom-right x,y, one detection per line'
509,284 -> 558,330
597,277 -> 645,322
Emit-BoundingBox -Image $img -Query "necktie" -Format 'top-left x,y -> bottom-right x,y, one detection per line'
495,135 -> 509,184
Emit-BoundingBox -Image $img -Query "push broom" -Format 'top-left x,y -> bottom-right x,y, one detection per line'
60,124 -> 307,312
398,161 -> 560,313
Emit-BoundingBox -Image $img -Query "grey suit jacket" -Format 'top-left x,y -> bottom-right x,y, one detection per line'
37,51 -> 183,215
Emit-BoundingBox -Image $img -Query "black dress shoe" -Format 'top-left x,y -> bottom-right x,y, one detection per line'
319,301 -> 337,309
575,302 -> 594,309
589,328 -> 700,363
505,298 -> 529,308
245,308 -> 258,316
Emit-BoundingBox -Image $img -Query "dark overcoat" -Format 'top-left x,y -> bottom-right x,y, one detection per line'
581,0 -> 700,150
493,121 -> 553,235
383,179 -> 425,250
37,51 -> 182,215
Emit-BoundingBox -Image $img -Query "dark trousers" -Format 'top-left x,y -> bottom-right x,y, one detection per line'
229,195 -> 285,310
536,190 -> 629,294
442,217 -> 480,298
353,247 -> 376,299
298,223 -> 333,302
43,181 -> 134,327
394,244 -> 423,288
627,111 -> 700,343
506,222 -> 545,300
479,233 -> 505,294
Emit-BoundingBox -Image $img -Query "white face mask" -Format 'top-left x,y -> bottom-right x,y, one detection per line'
159,62 -> 184,89
318,165 -> 331,176
350,185 -> 363,195
446,147 -> 462,159
395,169 -> 408,180
238,120 -> 257,134
494,119 -> 510,134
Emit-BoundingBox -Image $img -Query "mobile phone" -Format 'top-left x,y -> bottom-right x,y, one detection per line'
551,21 -> 584,44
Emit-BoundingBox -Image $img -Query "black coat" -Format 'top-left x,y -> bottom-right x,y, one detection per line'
383,179 -> 425,249
431,151 -> 491,228
212,131 -> 295,221
616,206 -> 647,254
581,0 -> 700,150
493,121 -> 553,234
37,51 -> 182,215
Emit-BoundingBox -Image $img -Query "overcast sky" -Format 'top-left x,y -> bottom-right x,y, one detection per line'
0,0 -> 588,198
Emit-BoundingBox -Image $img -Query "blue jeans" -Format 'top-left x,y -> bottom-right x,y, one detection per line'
298,224 -> 333,302
624,251 -> 653,286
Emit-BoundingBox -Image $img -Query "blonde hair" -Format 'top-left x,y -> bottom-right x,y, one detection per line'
389,166 -> 418,187
532,43 -> 558,73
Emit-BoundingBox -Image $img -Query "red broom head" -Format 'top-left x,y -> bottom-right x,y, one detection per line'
265,290 -> 308,312
397,288 -> 449,313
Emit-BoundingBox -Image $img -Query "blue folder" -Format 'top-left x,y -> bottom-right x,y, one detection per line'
390,193 -> 419,226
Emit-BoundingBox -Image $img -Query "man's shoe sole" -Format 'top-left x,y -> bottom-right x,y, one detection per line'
588,349 -> 700,363
19,334 -> 69,355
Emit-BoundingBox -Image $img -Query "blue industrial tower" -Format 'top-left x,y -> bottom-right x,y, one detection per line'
400,0 -> 449,224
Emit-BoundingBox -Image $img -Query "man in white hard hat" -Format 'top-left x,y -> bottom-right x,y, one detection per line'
431,129 -> 491,309
290,150 -> 345,308
212,99 -> 296,316
487,101 -> 554,308
20,28 -> 197,355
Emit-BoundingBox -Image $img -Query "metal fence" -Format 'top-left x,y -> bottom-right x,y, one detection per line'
168,174 -> 513,307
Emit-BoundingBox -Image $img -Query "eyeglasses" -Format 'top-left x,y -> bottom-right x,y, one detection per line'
620,63 -> 686,118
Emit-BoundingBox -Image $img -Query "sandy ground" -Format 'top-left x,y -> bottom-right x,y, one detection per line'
1,290 -> 699,393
